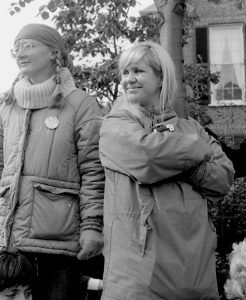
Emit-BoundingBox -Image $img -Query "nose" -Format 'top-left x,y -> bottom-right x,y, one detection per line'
16,47 -> 26,58
17,293 -> 27,300
125,71 -> 136,83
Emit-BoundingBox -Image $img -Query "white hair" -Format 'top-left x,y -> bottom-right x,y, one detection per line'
224,239 -> 246,299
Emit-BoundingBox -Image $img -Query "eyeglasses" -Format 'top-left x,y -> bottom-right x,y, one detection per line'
10,41 -> 43,58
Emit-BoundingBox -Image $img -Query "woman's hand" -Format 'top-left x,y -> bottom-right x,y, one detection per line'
77,230 -> 104,260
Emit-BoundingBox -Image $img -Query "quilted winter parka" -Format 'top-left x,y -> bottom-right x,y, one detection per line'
0,88 -> 105,256
99,98 -> 235,300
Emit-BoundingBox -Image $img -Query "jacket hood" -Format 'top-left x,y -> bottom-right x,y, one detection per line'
111,96 -> 178,127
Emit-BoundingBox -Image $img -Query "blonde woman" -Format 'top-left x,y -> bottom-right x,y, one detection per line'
99,41 -> 235,300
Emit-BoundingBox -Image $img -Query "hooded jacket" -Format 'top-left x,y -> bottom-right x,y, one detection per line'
99,98 -> 235,300
0,86 -> 105,256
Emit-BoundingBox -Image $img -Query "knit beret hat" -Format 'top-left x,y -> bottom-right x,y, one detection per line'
14,23 -> 66,57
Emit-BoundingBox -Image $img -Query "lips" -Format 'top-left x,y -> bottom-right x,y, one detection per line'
127,87 -> 141,91
19,62 -> 30,66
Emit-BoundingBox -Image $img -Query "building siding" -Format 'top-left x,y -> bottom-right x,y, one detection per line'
184,0 -> 246,142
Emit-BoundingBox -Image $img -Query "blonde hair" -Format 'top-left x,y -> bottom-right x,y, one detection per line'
48,48 -> 74,107
119,41 -> 177,113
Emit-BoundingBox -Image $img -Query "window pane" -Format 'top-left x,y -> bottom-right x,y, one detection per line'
209,25 -> 244,64
209,24 -> 245,103
211,64 -> 245,102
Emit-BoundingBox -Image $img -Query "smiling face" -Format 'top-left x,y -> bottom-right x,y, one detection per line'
13,39 -> 56,83
120,60 -> 162,109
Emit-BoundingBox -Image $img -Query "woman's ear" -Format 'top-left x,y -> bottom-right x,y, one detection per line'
50,50 -> 59,61
50,53 -> 56,61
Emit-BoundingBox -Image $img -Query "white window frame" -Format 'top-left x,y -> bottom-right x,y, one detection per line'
209,23 -> 245,106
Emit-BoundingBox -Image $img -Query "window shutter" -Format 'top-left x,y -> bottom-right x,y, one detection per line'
195,27 -> 208,63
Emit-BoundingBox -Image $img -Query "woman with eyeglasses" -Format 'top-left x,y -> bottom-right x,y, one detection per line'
0,23 -> 105,300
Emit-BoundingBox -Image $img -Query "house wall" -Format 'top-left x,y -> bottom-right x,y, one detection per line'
184,0 -> 246,64
183,0 -> 246,144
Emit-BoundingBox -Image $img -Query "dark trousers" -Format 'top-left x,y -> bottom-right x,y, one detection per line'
80,255 -> 104,300
24,252 -> 104,300
25,253 -> 82,300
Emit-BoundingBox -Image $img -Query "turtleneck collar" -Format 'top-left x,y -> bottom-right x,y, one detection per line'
14,67 -> 76,109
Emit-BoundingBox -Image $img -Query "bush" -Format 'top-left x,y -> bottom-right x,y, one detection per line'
210,177 -> 246,298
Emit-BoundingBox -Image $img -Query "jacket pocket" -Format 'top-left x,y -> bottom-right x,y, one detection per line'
30,183 -> 80,241
130,218 -> 150,256
113,215 -> 151,257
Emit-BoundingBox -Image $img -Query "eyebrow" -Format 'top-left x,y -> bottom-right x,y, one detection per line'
1,287 -> 18,295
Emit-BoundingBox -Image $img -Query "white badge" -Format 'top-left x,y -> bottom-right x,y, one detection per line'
45,116 -> 59,129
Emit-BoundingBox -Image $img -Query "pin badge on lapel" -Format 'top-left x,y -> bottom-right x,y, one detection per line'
45,116 -> 59,129
152,123 -> 174,133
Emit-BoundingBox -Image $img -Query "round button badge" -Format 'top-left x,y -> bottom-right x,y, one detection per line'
45,116 -> 60,130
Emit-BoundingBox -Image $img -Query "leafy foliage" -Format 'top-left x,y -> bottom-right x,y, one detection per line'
184,62 -> 219,102
210,177 -> 246,299
10,0 -> 161,103
184,61 -> 220,125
